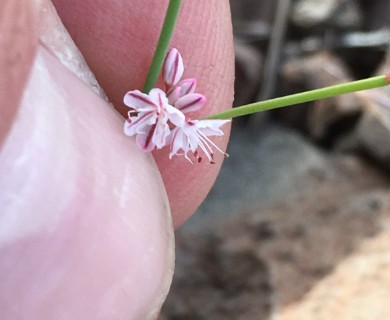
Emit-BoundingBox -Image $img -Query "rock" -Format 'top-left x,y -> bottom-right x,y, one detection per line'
340,37 -> 390,167
292,0 -> 339,28
360,0 -> 390,29
291,0 -> 362,30
357,110 -> 390,171
332,0 -> 362,29
230,0 -> 275,41
159,231 -> 272,320
278,52 -> 362,142
159,124 -> 390,319
234,40 -> 263,107
274,204 -> 390,320
254,172 -> 390,319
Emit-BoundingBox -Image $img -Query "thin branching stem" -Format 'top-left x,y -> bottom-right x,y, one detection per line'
207,75 -> 390,120
143,0 -> 182,93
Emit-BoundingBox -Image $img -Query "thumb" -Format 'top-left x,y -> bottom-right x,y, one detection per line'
0,2 -> 174,319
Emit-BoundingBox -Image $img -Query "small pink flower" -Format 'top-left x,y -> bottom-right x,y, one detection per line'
124,88 -> 185,151
123,47 -> 232,164
169,119 -> 230,164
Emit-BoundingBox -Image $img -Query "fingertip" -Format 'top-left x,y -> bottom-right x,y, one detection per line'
51,0 -> 235,226
159,1 -> 235,227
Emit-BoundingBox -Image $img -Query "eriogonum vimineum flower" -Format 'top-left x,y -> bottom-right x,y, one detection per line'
124,88 -> 185,151
168,119 -> 231,164
123,48 -> 230,164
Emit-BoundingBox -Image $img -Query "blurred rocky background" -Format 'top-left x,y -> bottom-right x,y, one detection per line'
160,0 -> 390,319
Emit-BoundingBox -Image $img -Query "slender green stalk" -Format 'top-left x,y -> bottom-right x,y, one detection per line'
143,0 -> 182,93
207,75 -> 390,120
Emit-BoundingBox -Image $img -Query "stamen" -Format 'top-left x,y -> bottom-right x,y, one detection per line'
197,133 -> 214,154
210,154 -> 215,165
196,138 -> 214,162
185,154 -> 194,164
194,150 -> 202,163
198,131 -> 226,155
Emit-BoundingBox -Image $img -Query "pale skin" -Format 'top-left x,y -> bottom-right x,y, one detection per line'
0,0 -> 234,318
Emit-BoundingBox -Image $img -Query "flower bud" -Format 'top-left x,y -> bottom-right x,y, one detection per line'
163,48 -> 184,86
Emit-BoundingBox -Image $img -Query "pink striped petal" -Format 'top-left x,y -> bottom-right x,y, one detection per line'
175,93 -> 206,113
196,119 -> 231,136
123,90 -> 156,110
169,127 -> 186,159
177,78 -> 197,96
166,104 -> 185,127
148,88 -> 169,113
152,122 -> 171,149
167,86 -> 182,105
136,132 -> 156,152
124,112 -> 157,136
163,48 -> 184,86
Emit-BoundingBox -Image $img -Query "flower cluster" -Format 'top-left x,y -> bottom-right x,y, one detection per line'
124,48 -> 230,164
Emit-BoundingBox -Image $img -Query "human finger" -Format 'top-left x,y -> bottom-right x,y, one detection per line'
51,0 -> 235,227
0,14 -> 174,319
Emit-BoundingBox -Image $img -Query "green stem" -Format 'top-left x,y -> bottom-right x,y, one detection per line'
207,75 -> 390,120
143,0 -> 182,93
